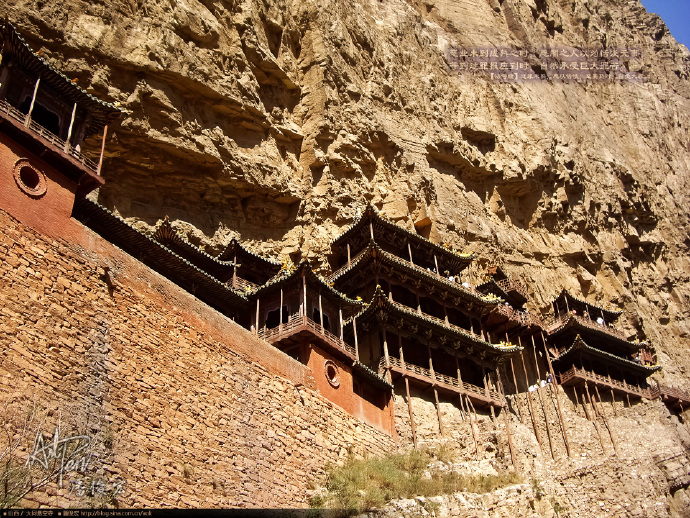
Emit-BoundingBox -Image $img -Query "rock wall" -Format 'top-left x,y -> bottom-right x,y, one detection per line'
1,0 -> 687,384
0,208 -> 394,508
1,0 -> 690,512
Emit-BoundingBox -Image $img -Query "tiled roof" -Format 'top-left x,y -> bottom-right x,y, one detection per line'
548,313 -> 643,351
331,205 -> 474,267
1,23 -> 124,137
250,261 -> 365,318
329,240 -> 498,307
74,198 -> 249,315
553,335 -> 660,375
349,286 -> 522,359
552,289 -> 622,321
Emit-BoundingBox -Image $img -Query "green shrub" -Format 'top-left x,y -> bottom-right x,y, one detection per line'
314,450 -> 521,515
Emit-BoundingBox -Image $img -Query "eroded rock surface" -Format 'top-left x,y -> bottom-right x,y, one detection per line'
2,0 -> 689,512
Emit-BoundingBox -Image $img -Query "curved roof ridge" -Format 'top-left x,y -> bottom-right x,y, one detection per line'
1,22 -> 125,113
348,286 -> 521,355
331,204 -> 475,263
217,236 -> 282,266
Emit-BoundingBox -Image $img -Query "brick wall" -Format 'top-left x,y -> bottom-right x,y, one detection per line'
0,208 -> 395,508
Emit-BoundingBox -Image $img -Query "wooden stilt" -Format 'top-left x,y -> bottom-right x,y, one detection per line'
64,102 -> 77,152
594,385 -> 618,455
536,383 -> 556,460
254,298 -> 260,335
509,357 -> 525,424
610,389 -> 617,417
25,76 -> 40,126
625,392 -> 631,408
455,354 -> 467,420
572,386 -> 583,417
489,404 -> 498,430
318,292 -> 324,328
404,376 -> 417,448
434,388 -> 445,436
520,350 -> 544,452
541,332 -> 571,457
465,395 -> 480,457
503,407 -> 517,469
584,383 -> 607,454
97,124 -> 108,175
382,329 -> 391,384
347,243 -> 351,267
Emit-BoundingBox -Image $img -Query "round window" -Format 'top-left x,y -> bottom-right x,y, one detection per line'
324,360 -> 340,388
13,160 -> 47,197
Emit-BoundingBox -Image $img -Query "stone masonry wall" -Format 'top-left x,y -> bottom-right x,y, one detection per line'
0,207 -> 394,508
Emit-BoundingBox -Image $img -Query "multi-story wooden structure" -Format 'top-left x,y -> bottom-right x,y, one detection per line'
547,290 -> 660,402
0,23 -> 121,181
328,206 -> 522,437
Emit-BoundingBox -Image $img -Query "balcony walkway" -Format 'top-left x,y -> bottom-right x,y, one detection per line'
258,314 -> 356,361
558,365 -> 649,398
0,99 -> 99,172
379,356 -> 505,408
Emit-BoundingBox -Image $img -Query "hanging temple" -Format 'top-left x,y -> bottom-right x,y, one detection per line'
1,22 -> 689,455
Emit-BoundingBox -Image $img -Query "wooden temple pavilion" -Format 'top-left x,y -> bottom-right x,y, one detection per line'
547,290 -> 659,401
250,260 -> 394,432
153,218 -> 282,295
74,199 -> 250,319
0,23 -> 122,182
329,205 -> 522,439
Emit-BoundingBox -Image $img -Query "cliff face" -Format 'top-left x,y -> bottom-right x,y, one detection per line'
2,0 -> 689,420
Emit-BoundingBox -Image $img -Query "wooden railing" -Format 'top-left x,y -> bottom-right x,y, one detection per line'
494,278 -> 528,299
649,384 -> 690,403
387,299 -> 491,344
493,303 -> 542,328
258,314 -> 356,358
379,356 -> 503,402
547,312 -> 629,340
232,276 -> 259,292
558,366 -> 649,397
0,99 -> 98,172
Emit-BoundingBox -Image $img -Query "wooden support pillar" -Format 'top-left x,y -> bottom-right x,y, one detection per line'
434,387 -> 445,436
404,376 -> 417,448
64,102 -> 77,152
536,381 -> 556,460
407,242 -> 414,265
427,343 -> 443,435
531,334 -> 543,381
347,243 -> 351,267
572,387 -> 583,417
370,221 -> 374,239
97,125 -> 108,175
455,354 -> 467,420
520,349 -> 544,453
594,384 -> 618,455
625,392 -> 631,408
254,298 -> 260,335
503,407 -> 517,470
353,317 -> 359,360
509,357 -> 525,424
279,288 -> 284,333
382,329 -> 391,383
483,365 -> 490,399
338,305 -> 343,340
416,293 -> 422,315
318,292 -> 324,328
302,272 -> 307,318
465,395 -> 480,457
541,332 -> 571,458
232,253 -> 237,289
584,383 -> 607,455
610,389 -> 617,417
433,254 -> 440,275
25,76 -> 40,126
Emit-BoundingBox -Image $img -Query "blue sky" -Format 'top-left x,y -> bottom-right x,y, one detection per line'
640,0 -> 690,48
